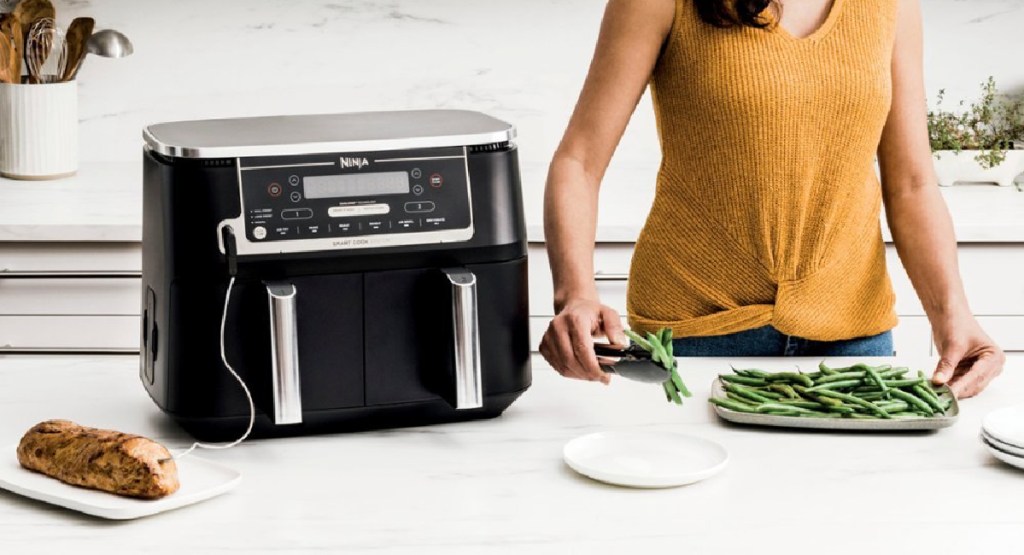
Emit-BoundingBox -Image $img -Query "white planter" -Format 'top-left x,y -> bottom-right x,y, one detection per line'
0,81 -> 78,180
932,149 -> 1024,188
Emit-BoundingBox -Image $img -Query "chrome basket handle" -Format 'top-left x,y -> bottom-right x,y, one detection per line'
266,282 -> 303,425
442,268 -> 483,410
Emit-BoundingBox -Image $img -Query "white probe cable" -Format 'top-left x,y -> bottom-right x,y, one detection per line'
172,276 -> 255,459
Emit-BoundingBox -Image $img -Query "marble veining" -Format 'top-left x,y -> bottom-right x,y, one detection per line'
0,354 -> 1023,554
15,0 -> 1017,222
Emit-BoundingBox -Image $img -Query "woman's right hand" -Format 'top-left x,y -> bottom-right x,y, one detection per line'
539,298 -> 627,384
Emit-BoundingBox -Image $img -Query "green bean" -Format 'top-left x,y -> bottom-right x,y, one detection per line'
724,383 -> 775,404
887,389 -> 933,416
764,372 -> 815,387
729,391 -> 761,405
873,400 -> 909,412
883,378 -> 926,388
878,367 -> 909,379
864,366 -> 890,395
792,386 -> 856,414
735,368 -> 770,379
753,389 -> 785,400
815,371 -> 868,383
774,400 -> 827,410
814,389 -> 892,418
663,381 -> 683,405
721,374 -> 769,386
768,383 -> 802,399
671,370 -> 692,398
912,384 -> 945,414
624,329 -> 652,351
757,403 -> 816,414
709,397 -> 758,413
806,380 -> 863,392
856,392 -> 886,401
818,361 -> 838,375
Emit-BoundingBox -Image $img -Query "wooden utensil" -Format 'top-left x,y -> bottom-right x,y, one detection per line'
12,0 -> 54,83
0,13 -> 22,82
60,16 -> 92,81
0,32 -> 12,83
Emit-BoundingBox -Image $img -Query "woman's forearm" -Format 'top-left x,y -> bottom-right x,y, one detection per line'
883,182 -> 971,324
544,153 -> 601,312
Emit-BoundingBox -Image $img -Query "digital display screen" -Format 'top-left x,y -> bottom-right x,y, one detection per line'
303,171 -> 410,199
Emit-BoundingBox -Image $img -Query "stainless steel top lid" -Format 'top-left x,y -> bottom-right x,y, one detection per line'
143,109 -> 516,159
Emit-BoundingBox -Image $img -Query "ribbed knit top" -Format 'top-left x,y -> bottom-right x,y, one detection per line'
626,0 -> 900,341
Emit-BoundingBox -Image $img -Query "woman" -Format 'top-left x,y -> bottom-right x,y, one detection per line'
538,0 -> 1004,398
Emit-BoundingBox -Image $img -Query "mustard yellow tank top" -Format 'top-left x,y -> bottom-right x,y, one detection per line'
626,0 -> 899,341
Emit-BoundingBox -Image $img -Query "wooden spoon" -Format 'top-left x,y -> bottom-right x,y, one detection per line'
61,16 -> 93,81
12,0 -> 54,83
0,13 -> 21,82
0,31 -> 12,83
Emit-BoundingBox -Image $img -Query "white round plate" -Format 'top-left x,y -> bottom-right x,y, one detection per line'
563,430 -> 728,488
981,430 -> 1024,458
982,405 -> 1024,448
982,435 -> 1024,471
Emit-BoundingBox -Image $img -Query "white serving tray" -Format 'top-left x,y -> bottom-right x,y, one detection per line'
710,378 -> 959,431
0,448 -> 241,520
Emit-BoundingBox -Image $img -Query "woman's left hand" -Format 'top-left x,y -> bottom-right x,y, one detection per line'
931,316 -> 1005,399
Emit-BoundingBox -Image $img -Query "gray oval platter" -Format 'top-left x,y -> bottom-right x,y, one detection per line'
710,378 -> 960,431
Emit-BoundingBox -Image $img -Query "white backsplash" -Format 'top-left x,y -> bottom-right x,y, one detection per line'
47,0 -> 1024,214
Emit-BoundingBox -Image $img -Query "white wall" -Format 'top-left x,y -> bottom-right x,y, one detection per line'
44,0 -> 1024,215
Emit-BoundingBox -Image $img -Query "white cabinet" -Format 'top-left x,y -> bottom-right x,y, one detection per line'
0,243 -> 141,352
528,242 -> 1024,357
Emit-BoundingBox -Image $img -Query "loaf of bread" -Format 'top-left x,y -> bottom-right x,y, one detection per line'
17,420 -> 180,499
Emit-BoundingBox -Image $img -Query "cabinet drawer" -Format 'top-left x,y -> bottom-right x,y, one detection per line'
975,316 -> 1024,353
527,243 -> 633,316
888,245 -> 1024,316
0,315 -> 139,352
0,278 -> 140,315
0,242 -> 141,272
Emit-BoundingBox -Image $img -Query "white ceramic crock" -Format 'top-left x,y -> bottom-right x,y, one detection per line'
0,81 -> 78,180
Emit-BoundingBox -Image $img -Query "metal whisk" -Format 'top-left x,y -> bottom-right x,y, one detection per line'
24,17 -> 65,84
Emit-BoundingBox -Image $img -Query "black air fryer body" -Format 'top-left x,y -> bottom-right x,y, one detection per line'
140,110 -> 531,440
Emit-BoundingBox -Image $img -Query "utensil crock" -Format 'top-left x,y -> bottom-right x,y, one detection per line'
0,80 -> 77,180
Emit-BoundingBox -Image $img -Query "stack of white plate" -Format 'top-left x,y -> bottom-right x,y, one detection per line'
981,406 -> 1024,470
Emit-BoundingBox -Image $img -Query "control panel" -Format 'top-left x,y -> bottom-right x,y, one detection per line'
235,146 -> 473,251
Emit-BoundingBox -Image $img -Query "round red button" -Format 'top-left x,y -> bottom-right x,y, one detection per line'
268,183 -> 283,197
429,173 -> 443,188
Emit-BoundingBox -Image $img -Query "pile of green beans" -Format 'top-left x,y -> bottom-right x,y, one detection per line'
709,362 -> 953,419
625,328 -> 691,405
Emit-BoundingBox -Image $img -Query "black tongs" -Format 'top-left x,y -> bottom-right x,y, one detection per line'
594,343 -> 670,383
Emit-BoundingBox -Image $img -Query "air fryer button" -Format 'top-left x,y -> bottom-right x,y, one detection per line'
288,175 -> 300,186
429,173 -> 443,188
404,201 -> 435,213
411,168 -> 422,179
267,183 -> 283,197
412,184 -> 424,196
281,208 -> 314,220
290,191 -> 302,203
253,226 -> 268,240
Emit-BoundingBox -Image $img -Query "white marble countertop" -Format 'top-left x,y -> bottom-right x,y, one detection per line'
0,162 -> 142,242
1,354 -> 1022,554
1,161 -> 1022,244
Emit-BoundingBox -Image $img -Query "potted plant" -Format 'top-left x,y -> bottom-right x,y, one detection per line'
927,76 -> 1024,187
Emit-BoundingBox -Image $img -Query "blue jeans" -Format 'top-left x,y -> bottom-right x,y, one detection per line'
670,325 -> 894,357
